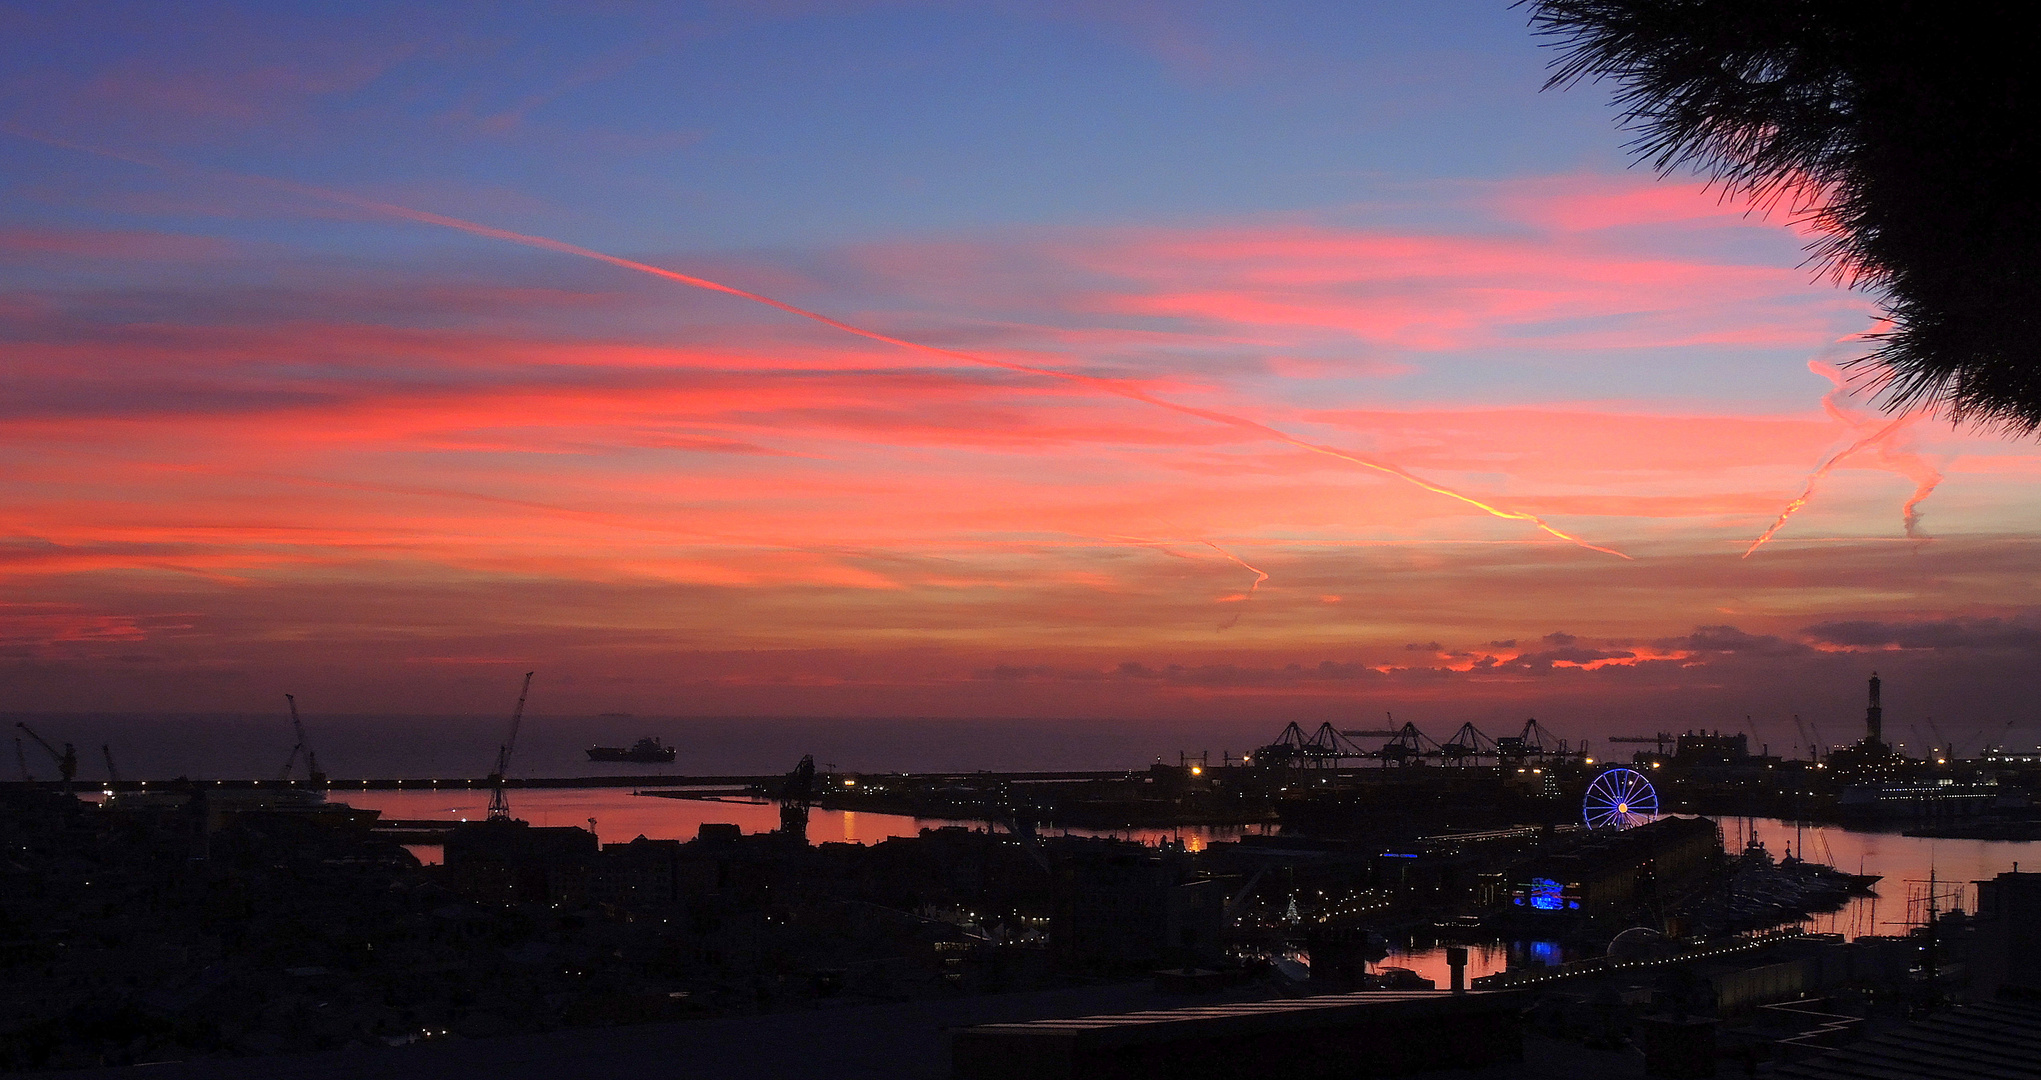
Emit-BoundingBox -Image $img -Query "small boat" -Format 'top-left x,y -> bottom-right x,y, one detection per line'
586,737 -> 676,763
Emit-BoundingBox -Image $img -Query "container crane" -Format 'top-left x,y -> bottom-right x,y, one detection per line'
278,694 -> 327,786
15,723 -> 76,794
487,672 -> 535,821
1438,722 -> 1498,766
1376,721 -> 1440,766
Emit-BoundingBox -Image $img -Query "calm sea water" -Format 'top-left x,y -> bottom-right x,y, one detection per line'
9,712 -> 1293,781
329,784 -> 2039,985
46,708 -> 2027,986
1382,815 -> 2035,984
343,787 -> 1273,865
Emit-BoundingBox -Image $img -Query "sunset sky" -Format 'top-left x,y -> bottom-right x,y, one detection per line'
6,1 -> 2039,747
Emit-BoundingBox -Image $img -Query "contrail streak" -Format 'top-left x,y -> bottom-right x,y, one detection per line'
1200,540 -> 1270,595
15,130 -> 1629,558
1107,534 -> 1268,599
1743,348 -> 1943,557
1743,415 -> 1907,557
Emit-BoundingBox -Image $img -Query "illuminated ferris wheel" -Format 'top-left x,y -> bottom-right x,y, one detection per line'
1582,768 -> 1658,830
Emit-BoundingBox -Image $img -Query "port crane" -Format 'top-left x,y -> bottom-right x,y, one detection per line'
277,694 -> 327,786
1923,716 -> 1951,760
15,723 -> 76,794
101,744 -> 121,786
1437,722 -> 1499,766
779,754 -> 816,841
14,738 -> 31,781
487,672 -> 535,821
1495,718 -> 1565,762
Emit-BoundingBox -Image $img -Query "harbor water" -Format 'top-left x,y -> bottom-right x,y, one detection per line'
336,787 -> 2038,987
344,787 -> 1274,864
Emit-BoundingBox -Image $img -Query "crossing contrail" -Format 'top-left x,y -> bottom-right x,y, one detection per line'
1743,350 -> 1942,557
1201,540 -> 1270,598
14,130 -> 1631,559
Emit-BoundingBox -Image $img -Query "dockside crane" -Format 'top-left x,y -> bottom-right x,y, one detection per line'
1923,716 -> 1951,761
101,744 -> 121,786
15,738 -> 31,782
487,671 -> 535,821
1983,718 -> 2017,754
1259,721 -> 1367,767
779,753 -> 816,842
278,694 -> 327,786
1377,721 -> 1441,766
1438,722 -> 1499,766
1496,718 -> 1569,763
15,723 -> 76,794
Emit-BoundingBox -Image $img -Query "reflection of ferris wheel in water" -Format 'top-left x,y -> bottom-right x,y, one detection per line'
1583,768 -> 1659,830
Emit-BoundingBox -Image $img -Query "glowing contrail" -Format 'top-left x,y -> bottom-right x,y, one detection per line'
1743,350 -> 1943,557
316,203 -> 1631,558
1201,540 -> 1270,595
1108,534 -> 1269,598
15,130 -> 1629,558
1743,415 -> 1907,557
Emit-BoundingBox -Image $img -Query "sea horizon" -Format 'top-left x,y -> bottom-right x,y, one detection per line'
4,711 -> 1407,782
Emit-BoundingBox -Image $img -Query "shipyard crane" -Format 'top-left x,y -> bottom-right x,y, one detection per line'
14,738 -> 31,782
16,723 -> 76,794
1806,719 -> 1828,756
1923,716 -> 1951,760
277,694 -> 327,786
486,671 -> 535,821
1790,714 -> 1818,761
1962,724 -> 1989,755
101,744 -> 121,786
778,754 -> 816,841
1981,719 -> 2017,754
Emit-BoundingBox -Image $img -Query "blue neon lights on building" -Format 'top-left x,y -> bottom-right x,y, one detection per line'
1528,877 -> 1565,911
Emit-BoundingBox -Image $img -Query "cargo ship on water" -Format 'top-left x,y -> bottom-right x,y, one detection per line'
586,737 -> 677,763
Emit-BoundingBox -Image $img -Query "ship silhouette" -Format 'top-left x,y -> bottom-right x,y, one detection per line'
586,736 -> 676,763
